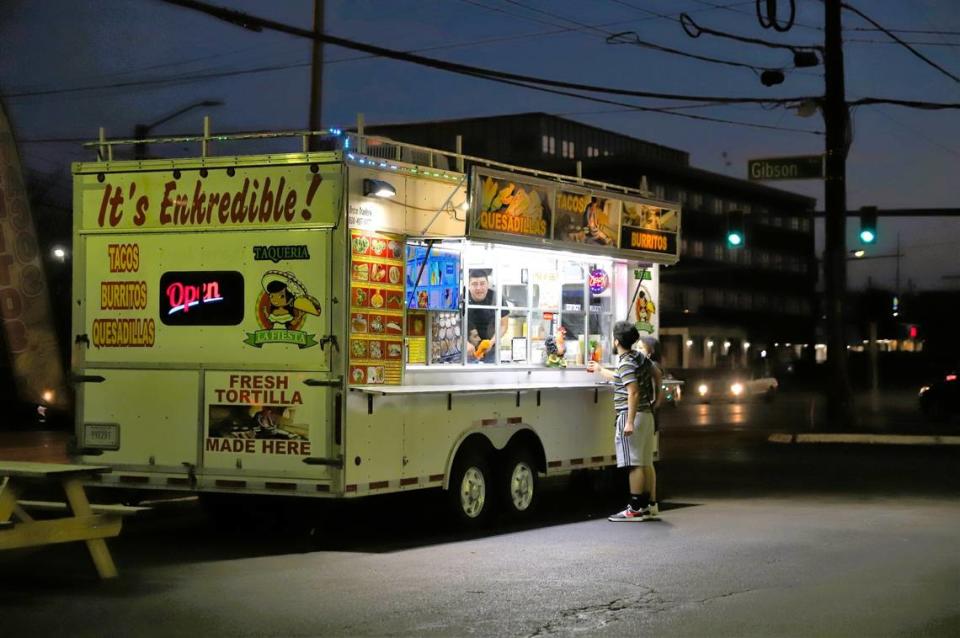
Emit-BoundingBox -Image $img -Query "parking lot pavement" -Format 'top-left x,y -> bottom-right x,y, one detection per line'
1,488 -> 958,638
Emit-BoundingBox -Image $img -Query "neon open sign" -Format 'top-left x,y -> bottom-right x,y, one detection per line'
166,280 -> 223,315
588,268 -> 609,294
159,271 -> 244,326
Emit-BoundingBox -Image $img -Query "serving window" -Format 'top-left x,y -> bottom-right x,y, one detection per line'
407,241 -> 618,368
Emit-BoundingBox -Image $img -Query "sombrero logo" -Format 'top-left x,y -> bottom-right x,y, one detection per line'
244,270 -> 322,349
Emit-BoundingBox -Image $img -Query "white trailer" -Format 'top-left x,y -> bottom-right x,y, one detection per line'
71,129 -> 681,523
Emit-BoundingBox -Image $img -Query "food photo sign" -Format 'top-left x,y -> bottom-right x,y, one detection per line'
349,230 -> 405,385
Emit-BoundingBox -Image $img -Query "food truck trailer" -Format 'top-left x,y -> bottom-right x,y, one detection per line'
71,128 -> 681,523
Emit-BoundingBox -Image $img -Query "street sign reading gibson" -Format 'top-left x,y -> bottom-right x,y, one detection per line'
748,155 -> 824,181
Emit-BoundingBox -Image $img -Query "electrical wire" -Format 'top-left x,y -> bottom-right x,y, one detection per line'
849,97 -> 960,110
847,27 -> 960,37
433,70 -> 823,134
160,0 -> 815,106
495,0 -> 770,72
839,1 -> 960,84
679,12 -> 820,51
756,0 -> 795,32
846,38 -> 960,48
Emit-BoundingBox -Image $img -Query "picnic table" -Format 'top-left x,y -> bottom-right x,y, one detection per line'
0,461 -> 125,579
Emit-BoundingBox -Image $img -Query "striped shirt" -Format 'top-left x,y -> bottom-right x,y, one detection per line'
613,350 -> 654,413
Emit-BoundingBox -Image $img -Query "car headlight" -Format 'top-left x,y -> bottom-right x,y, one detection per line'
730,382 -> 744,396
919,385 -> 930,397
697,383 -> 709,396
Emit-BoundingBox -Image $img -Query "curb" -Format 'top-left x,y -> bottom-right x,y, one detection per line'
769,433 -> 960,446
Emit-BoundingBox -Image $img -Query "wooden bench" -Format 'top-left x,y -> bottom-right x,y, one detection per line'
0,462 -> 126,579
17,500 -> 150,516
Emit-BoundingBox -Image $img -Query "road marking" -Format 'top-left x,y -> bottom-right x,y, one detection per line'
769,433 -> 960,445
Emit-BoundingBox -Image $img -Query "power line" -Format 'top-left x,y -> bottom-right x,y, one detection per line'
850,97 -> 960,109
160,0 -> 816,106
847,27 -> 960,37
846,38 -> 960,48
839,1 -> 960,84
454,73 -> 824,134
0,9 -> 781,101
495,0 -> 770,72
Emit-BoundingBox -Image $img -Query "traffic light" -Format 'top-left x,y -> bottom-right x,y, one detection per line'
859,206 -> 878,244
726,210 -> 744,248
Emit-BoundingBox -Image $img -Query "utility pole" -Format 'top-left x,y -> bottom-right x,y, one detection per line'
823,1 -> 855,426
308,0 -> 325,151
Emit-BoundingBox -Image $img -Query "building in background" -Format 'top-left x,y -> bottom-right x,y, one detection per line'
365,113 -> 817,372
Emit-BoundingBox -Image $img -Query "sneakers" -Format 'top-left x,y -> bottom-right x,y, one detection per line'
608,506 -> 648,522
607,503 -> 660,522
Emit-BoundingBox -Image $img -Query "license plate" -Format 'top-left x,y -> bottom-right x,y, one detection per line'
83,422 -> 120,450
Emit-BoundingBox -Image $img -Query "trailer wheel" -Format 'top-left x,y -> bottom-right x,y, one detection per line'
449,449 -> 493,525
501,447 -> 538,517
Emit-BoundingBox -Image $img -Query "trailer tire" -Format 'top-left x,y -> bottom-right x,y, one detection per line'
449,449 -> 494,526
500,447 -> 538,518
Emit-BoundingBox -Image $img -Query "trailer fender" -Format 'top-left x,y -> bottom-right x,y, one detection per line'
443,424 -> 541,491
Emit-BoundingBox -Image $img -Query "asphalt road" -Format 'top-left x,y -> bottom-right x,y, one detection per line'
2,394 -> 959,637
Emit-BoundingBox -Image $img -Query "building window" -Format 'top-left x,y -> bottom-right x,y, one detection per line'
772,253 -> 784,270
789,216 -> 801,231
542,135 -> 556,155
712,197 -> 724,214
742,203 -> 752,214
654,184 -> 665,199
692,193 -> 704,209
677,189 -> 688,204
692,240 -> 704,257
681,238 -> 689,254
800,217 -> 810,232
759,251 -> 770,267
741,248 -> 752,265
712,243 -> 724,261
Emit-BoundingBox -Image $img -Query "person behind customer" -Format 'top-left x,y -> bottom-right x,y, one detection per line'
465,268 -> 508,363
587,321 -> 662,521
637,335 -> 666,516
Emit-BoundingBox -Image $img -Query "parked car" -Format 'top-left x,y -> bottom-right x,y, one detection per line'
919,372 -> 960,421
693,373 -> 778,403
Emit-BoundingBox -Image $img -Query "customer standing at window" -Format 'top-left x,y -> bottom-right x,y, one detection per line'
588,322 -> 662,521
465,268 -> 508,363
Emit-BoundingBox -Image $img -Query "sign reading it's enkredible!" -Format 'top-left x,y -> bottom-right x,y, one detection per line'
79,165 -> 341,230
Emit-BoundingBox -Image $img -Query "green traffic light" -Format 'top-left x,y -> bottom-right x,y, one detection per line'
859,229 -> 876,244
727,232 -> 743,247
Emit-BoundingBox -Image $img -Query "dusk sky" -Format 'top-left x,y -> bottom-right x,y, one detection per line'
2,0 -> 957,290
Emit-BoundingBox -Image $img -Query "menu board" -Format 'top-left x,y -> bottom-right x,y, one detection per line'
472,169 -> 553,241
406,311 -> 427,365
553,190 -> 620,248
349,231 -> 405,385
